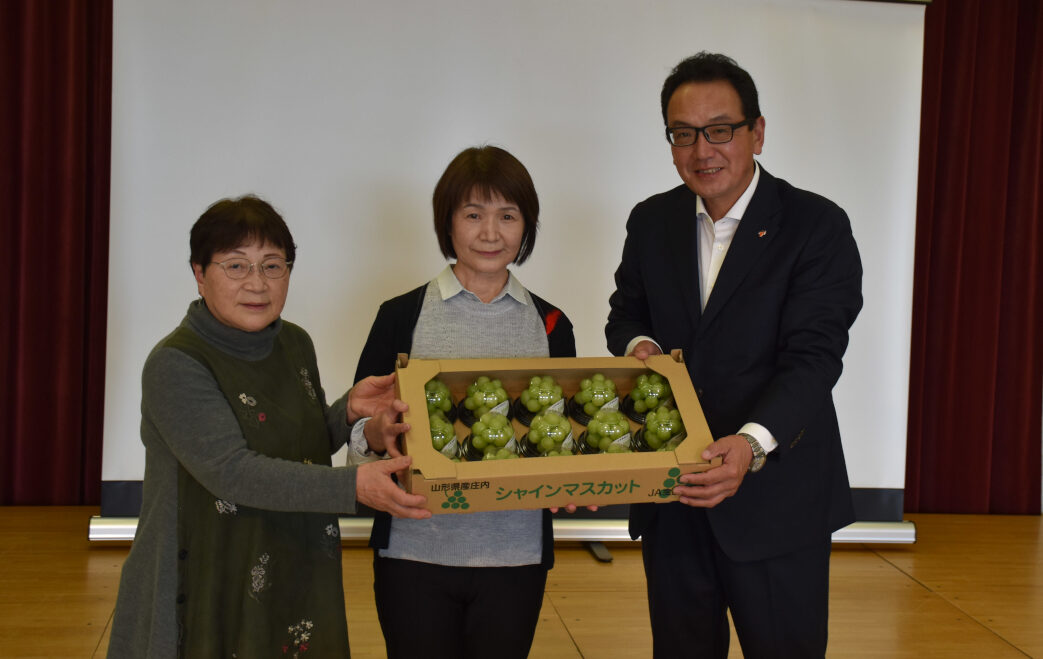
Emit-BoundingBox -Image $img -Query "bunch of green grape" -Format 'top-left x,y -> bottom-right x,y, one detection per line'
519,375 -> 564,414
425,378 -> 454,416
429,412 -> 456,452
463,376 -> 509,418
629,373 -> 672,414
642,407 -> 685,450
584,409 -> 632,452
573,373 -> 617,417
469,411 -> 513,455
525,410 -> 573,455
482,447 -> 520,460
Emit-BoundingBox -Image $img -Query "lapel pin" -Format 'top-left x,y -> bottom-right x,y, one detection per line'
757,230 -> 767,238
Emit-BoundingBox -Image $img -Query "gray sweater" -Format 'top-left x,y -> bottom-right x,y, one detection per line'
379,267 -> 547,567
107,300 -> 356,658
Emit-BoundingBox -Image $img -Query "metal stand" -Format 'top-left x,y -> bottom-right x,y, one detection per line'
585,540 -> 614,562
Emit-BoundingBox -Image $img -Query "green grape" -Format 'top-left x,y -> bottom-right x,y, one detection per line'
574,373 -> 617,417
584,409 -> 629,452
526,410 -> 571,454
429,412 -> 456,451
520,374 -> 563,415
643,407 -> 685,450
424,379 -> 454,416
482,447 -> 517,460
629,373 -> 672,414
471,412 -> 513,453
464,375 -> 509,417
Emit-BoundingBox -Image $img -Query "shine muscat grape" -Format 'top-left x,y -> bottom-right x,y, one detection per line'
573,373 -> 617,417
424,378 -> 454,416
584,409 -> 632,453
642,406 -> 685,451
519,375 -> 563,414
463,376 -> 509,418
629,373 -> 672,414
525,410 -> 573,456
469,412 -> 518,460
429,411 -> 456,451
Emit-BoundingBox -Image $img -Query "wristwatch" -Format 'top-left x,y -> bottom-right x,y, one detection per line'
738,432 -> 766,473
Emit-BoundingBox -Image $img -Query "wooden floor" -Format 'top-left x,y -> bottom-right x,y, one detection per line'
0,508 -> 1040,658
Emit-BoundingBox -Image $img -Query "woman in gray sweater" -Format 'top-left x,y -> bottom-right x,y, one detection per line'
108,195 -> 429,658
354,146 -> 576,659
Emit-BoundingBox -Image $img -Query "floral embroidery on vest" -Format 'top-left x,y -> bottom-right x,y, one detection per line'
249,553 -> 272,601
215,499 -> 238,515
298,368 -> 317,400
321,522 -> 340,559
283,619 -> 314,656
237,392 -> 265,427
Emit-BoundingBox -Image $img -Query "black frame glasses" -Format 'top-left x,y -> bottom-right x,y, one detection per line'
665,118 -> 756,146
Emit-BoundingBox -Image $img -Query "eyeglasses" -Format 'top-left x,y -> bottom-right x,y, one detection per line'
665,118 -> 756,146
210,257 -> 293,280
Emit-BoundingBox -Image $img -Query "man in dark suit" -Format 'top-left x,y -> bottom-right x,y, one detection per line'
606,52 -> 862,658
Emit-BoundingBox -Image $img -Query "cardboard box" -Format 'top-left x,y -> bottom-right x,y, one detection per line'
395,351 -> 719,514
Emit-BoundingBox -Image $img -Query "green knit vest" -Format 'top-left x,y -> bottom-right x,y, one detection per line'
165,322 -> 350,658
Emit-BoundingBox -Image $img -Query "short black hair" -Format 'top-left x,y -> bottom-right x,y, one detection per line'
189,195 -> 296,270
432,146 -> 540,265
661,52 -> 761,124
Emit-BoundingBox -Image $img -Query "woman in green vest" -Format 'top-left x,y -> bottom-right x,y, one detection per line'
108,195 -> 429,658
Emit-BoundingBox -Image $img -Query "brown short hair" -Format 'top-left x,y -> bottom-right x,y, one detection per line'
432,146 -> 540,265
189,195 -> 296,270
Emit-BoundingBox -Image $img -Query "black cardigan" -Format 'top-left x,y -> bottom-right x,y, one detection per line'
354,282 -> 577,568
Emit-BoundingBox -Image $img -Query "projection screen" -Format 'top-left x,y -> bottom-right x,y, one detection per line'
97,0 -> 925,543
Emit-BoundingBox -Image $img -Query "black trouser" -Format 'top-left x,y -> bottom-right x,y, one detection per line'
641,503 -> 832,659
373,555 -> 548,659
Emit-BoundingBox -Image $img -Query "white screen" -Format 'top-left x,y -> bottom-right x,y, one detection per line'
105,0 -> 925,494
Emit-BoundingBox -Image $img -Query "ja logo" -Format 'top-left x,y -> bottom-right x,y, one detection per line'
659,468 -> 682,499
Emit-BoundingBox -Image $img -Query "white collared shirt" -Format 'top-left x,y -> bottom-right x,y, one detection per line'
434,264 -> 530,306
695,162 -> 761,310
626,162 -> 777,454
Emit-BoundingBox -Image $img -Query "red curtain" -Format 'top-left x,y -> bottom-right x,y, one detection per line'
0,1 -> 112,504
906,0 -> 1043,513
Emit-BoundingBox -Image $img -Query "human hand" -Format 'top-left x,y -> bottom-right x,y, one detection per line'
362,399 -> 409,458
347,373 -> 398,424
550,504 -> 600,514
355,456 -> 431,520
629,340 -> 663,361
672,434 -> 753,508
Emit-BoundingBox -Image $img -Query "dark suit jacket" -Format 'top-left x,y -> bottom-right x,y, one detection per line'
606,166 -> 862,562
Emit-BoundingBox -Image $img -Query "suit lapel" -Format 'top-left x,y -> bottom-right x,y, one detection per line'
665,188 -> 703,329
699,167 -> 782,329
